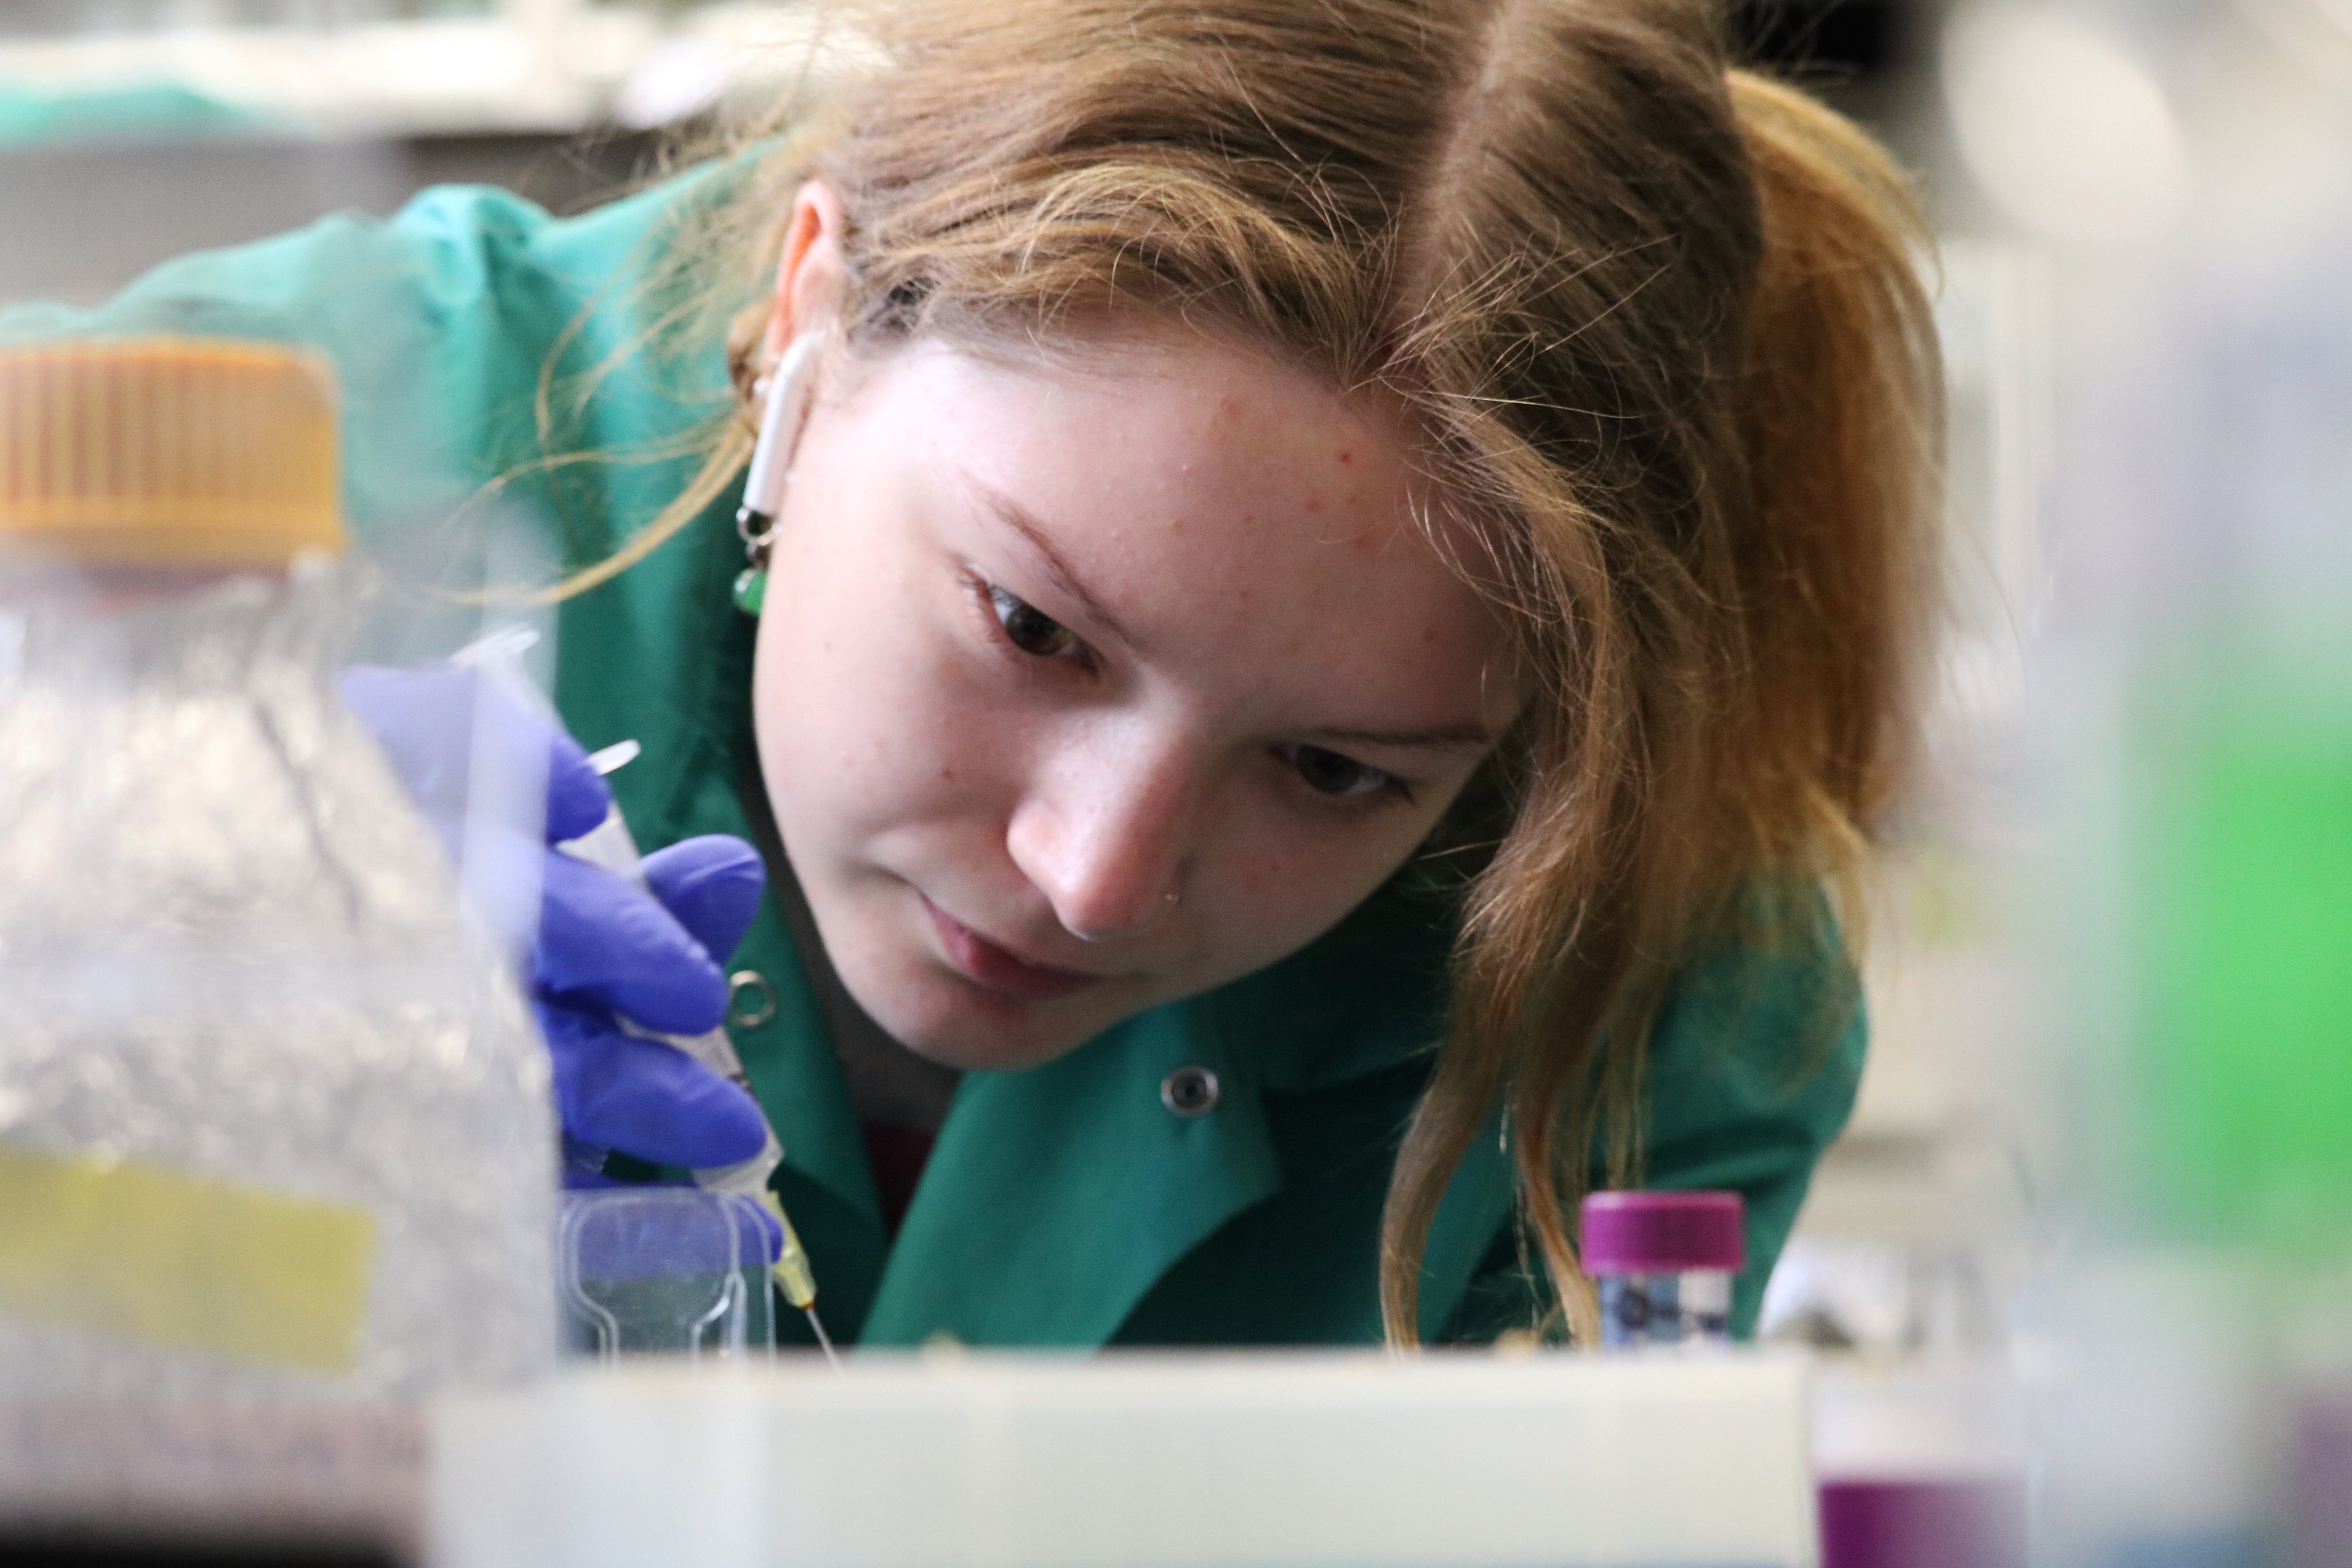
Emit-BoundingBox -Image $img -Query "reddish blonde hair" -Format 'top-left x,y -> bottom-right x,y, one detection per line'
604,0 -> 1940,1343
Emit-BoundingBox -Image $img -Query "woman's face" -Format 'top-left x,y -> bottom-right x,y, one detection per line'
752,330 -> 1518,1071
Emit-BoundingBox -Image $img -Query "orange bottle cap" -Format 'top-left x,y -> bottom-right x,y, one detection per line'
0,336 -> 344,569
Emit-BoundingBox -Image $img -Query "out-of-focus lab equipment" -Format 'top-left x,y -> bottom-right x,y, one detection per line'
0,333 -> 811,1554
432,1352 -> 1820,1568
0,338 -> 557,1399
0,0 -> 869,313
1931,1 -> 2352,1562
1584,1190 -> 1742,1351
0,337 -> 555,1554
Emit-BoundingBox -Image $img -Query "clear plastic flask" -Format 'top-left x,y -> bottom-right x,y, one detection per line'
0,338 -> 557,1399
1582,1190 -> 1744,1349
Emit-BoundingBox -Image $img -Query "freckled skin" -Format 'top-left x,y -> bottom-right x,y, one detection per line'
752,333 -> 1519,1071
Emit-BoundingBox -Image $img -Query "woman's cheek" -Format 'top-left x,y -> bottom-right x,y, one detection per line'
857,620 -> 1033,818
1217,795 -> 1449,972
1192,820 -> 1353,975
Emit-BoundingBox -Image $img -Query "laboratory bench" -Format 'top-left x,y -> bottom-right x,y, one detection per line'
0,1350 -> 2040,1568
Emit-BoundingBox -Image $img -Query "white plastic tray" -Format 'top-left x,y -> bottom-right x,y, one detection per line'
431,1349 -> 1813,1568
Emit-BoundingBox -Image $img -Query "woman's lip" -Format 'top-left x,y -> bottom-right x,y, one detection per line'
920,895 -> 1103,1002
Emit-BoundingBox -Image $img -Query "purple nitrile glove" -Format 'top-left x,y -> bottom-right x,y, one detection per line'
537,835 -> 770,1167
338,665 -> 776,1198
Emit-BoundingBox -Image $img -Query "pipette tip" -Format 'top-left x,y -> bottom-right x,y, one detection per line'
806,1307 -> 842,1372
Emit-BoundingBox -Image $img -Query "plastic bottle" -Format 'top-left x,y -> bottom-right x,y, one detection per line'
1582,1190 -> 1744,1349
0,337 -> 557,1399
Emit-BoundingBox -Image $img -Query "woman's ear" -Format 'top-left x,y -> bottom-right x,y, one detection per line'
764,180 -> 849,362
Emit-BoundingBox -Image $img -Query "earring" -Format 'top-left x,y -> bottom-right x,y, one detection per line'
732,332 -> 822,617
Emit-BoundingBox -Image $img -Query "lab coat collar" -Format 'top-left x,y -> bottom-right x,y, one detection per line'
860,995 -> 1279,1346
855,874 -> 1464,1347
721,846 -> 1465,1348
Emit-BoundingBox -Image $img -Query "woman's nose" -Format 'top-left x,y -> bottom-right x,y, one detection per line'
1004,728 -> 1196,943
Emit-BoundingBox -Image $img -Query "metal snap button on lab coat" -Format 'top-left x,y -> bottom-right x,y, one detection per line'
728,970 -> 779,1029
1160,1065 -> 1220,1118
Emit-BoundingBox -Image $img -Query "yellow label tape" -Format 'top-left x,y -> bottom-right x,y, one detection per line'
0,1142 -> 376,1376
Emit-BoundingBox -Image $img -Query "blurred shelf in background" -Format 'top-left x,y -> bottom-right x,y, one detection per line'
0,2 -> 864,140
0,0 -> 1940,301
0,128 -> 673,306
0,0 -> 1919,144
0,1 -> 867,306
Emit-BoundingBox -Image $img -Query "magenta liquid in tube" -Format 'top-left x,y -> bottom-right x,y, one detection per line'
1581,1190 -> 1744,1348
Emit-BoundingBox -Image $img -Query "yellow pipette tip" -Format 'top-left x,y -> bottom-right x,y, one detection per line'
756,1191 -> 840,1368
757,1192 -> 817,1309
771,1245 -> 818,1311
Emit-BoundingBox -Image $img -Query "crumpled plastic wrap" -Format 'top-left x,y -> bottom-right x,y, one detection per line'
0,557 -> 556,1398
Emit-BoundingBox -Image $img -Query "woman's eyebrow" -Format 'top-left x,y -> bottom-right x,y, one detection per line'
967,479 -> 1138,647
1304,723 -> 1497,754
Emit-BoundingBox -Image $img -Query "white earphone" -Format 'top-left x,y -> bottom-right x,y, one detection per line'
731,333 -> 824,616
735,331 -> 824,555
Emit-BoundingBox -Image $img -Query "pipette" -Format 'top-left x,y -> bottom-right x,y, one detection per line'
572,738 -> 839,1368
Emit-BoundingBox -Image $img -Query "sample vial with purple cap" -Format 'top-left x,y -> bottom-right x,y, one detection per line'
1581,1190 -> 1744,1349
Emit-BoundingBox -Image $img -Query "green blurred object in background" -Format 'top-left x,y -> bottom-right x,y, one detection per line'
0,82 -> 270,147
2136,668 -> 2352,1259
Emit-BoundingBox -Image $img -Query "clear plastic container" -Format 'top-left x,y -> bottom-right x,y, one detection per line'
559,1188 -> 777,1362
1582,1190 -> 1744,1349
0,338 -> 557,1399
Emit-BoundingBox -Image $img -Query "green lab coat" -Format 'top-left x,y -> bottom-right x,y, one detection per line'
3,169 -> 1863,1348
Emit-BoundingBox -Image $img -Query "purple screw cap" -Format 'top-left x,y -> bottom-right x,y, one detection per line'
1581,1190 -> 1745,1274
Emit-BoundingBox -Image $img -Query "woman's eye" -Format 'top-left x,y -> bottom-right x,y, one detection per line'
987,586 -> 1080,659
1285,744 -> 1401,800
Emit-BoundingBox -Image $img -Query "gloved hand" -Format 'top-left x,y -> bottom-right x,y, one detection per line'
538,833 -> 771,1176
339,665 -> 777,1200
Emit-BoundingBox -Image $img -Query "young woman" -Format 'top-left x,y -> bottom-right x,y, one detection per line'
12,0 -> 1939,1348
